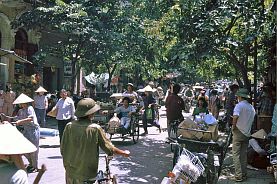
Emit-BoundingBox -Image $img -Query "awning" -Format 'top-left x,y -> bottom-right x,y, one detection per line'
0,48 -> 32,64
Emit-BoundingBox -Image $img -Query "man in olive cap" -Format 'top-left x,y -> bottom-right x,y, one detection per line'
61,98 -> 130,183
231,88 -> 255,182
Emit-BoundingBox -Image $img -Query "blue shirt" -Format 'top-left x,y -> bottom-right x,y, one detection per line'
115,105 -> 135,118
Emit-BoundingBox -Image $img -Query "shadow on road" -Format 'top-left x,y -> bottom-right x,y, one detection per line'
110,135 -> 172,184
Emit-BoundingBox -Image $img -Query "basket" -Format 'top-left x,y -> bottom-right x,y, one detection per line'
173,148 -> 205,183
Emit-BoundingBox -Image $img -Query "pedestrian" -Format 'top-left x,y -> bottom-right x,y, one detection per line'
208,89 -> 220,119
192,97 -> 209,119
61,98 -> 130,184
231,88 -> 255,182
225,84 -> 239,126
141,85 -> 161,135
3,84 -> 16,116
13,93 -> 40,173
247,129 -> 270,169
54,89 -> 76,142
0,122 -> 37,184
33,86 -> 48,127
165,83 -> 185,137
123,83 -> 139,103
156,86 -> 165,105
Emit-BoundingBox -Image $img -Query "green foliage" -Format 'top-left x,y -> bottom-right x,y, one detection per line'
13,0 -> 275,90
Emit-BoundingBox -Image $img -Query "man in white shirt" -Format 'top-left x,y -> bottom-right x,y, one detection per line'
55,89 -> 75,142
232,88 -> 255,182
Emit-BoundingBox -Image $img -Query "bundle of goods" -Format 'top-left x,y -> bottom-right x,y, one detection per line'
177,114 -> 218,142
161,148 -> 204,184
106,113 -> 121,134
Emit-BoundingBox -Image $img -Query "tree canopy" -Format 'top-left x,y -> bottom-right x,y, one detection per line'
13,0 -> 276,91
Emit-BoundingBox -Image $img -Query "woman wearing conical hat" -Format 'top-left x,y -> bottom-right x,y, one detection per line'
0,122 -> 46,184
13,93 -> 40,173
33,86 -> 48,127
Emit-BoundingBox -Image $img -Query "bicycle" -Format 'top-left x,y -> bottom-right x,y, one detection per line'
167,119 -> 182,152
84,154 -> 117,184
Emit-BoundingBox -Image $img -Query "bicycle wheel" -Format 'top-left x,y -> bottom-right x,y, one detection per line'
131,120 -> 139,144
173,144 -> 182,167
129,117 -> 139,143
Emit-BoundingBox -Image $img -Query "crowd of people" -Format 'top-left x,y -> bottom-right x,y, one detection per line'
0,80 -> 276,183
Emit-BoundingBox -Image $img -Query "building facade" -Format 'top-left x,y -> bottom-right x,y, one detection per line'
0,0 -> 64,94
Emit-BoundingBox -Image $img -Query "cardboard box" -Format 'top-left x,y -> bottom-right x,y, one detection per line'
177,118 -> 219,141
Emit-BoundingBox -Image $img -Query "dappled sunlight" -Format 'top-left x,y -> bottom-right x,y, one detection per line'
105,134 -> 173,184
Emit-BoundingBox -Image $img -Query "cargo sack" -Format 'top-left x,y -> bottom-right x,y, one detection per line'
107,114 -> 121,134
177,118 -> 203,140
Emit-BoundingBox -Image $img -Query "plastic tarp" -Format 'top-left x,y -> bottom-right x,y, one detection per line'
84,72 -> 109,85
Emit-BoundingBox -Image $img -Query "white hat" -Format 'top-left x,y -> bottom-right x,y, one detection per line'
144,85 -> 154,92
251,129 -> 267,139
0,123 -> 37,154
13,93 -> 34,105
35,86 -> 47,93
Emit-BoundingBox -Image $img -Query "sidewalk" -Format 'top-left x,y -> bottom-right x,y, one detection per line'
218,146 -> 275,184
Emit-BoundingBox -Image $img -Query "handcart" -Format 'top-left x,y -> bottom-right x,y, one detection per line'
169,127 -> 232,184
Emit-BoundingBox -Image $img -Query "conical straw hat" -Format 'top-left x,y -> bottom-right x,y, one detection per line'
143,85 -> 154,92
251,129 -> 267,139
13,93 -> 34,105
0,123 -> 37,154
35,86 -> 47,93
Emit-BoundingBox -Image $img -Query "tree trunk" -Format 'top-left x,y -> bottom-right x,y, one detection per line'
70,37 -> 84,93
226,52 -> 251,90
71,58 -> 76,93
104,62 -> 117,92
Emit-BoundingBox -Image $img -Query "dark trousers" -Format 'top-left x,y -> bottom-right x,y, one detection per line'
57,119 -> 71,143
142,109 -> 159,132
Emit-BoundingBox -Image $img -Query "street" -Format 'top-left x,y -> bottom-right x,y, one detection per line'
27,106 -> 174,184
26,106 -> 275,184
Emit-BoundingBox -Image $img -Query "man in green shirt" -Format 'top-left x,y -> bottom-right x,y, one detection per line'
61,98 -> 130,183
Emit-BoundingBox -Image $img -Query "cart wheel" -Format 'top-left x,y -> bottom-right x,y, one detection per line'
131,120 -> 139,144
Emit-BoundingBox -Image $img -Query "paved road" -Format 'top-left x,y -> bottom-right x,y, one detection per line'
27,107 -> 173,184
26,106 -> 275,184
